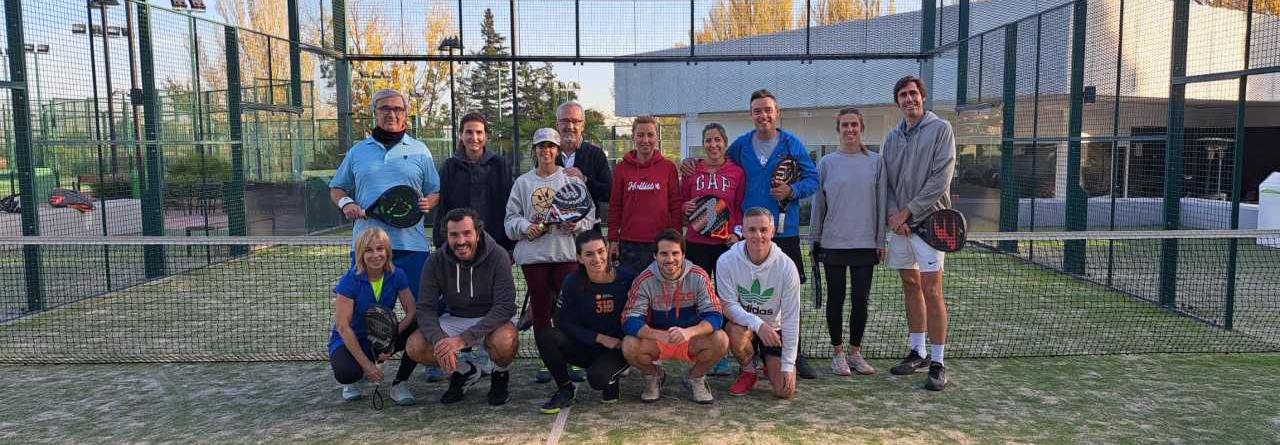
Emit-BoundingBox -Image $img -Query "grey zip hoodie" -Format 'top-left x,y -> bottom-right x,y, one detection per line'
880,111 -> 956,223
416,231 -> 517,346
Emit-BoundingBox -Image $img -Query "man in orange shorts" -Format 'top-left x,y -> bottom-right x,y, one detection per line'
621,229 -> 729,404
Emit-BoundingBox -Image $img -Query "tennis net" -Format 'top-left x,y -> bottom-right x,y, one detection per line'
1,230 -> 1278,363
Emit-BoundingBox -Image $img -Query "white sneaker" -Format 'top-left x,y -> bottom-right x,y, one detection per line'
389,382 -> 417,406
847,350 -> 876,375
641,371 -> 666,403
684,374 -> 714,404
831,352 -> 852,376
341,380 -> 365,401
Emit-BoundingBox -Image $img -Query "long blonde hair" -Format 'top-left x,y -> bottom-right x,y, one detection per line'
353,227 -> 394,275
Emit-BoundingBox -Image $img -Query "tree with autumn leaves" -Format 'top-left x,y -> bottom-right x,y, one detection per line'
696,0 -> 895,44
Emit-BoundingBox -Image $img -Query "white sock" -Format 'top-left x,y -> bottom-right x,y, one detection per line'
909,333 -> 927,356
493,364 -> 508,372
930,344 -> 945,365
740,359 -> 756,374
455,359 -> 474,375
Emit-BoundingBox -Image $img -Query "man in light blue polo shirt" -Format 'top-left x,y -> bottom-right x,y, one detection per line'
330,89 -> 441,302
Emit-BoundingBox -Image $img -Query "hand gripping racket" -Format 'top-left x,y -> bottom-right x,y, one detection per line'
363,305 -> 399,410
771,155 -> 801,229
687,195 -> 731,240
910,208 -> 968,253
366,185 -> 423,229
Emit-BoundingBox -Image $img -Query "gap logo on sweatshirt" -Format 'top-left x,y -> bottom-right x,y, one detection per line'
693,174 -> 734,193
594,294 -> 616,314
626,181 -> 662,191
736,279 -> 776,316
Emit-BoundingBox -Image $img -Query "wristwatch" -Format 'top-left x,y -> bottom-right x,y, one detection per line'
337,197 -> 355,209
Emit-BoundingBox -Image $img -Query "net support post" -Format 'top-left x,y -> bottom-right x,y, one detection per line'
5,0 -> 43,311
1160,0 -> 1191,307
920,0 -> 937,110
333,0 -> 352,151
998,23 -> 1019,252
956,0 -> 970,106
136,3 -> 166,278
225,26 -> 248,255
1224,1 -> 1253,329
1063,0 -> 1089,274
287,0 -> 303,109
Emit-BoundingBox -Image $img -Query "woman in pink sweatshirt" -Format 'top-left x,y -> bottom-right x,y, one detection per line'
608,116 -> 683,274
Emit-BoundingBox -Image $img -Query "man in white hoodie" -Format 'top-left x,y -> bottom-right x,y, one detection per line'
716,207 -> 801,399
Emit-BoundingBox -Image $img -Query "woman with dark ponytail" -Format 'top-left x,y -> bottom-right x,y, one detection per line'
534,231 -> 638,414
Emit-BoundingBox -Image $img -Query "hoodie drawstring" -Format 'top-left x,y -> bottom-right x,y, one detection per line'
454,262 -> 476,298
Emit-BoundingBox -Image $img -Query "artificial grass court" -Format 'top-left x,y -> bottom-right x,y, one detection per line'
1,353 -> 1277,444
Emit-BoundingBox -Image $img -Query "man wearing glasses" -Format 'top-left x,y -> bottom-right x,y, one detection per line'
554,100 -> 612,231
331,89 -> 441,304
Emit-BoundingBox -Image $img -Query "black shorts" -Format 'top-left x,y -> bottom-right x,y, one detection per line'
685,242 -> 729,277
774,236 -> 806,283
752,328 -> 784,358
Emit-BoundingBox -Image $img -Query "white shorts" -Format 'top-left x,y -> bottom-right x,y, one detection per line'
886,233 -> 945,272
438,313 -> 518,347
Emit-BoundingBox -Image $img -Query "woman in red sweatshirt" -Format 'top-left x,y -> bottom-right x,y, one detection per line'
608,116 -> 682,273
680,122 -> 745,277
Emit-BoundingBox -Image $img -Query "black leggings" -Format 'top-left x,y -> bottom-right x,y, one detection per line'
535,326 -> 629,389
330,321 -> 420,384
824,264 -> 874,347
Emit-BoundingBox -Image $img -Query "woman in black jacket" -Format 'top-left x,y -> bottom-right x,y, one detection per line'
535,230 -> 636,414
433,112 -> 516,252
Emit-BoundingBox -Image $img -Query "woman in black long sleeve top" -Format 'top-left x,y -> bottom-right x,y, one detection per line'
535,231 -> 637,414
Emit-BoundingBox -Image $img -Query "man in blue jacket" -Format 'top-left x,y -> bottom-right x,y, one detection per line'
680,89 -> 819,379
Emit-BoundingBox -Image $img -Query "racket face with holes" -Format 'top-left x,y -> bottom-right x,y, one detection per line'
548,181 -> 593,224
912,209 -> 968,253
367,185 -> 423,229
364,305 -> 399,356
771,158 -> 799,187
688,195 -> 731,240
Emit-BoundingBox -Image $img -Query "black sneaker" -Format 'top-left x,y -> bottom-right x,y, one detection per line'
889,350 -> 930,376
925,362 -> 948,391
795,355 -> 818,380
440,360 -> 480,404
540,383 -> 576,414
601,381 -> 620,404
487,370 -> 511,406
568,366 -> 587,383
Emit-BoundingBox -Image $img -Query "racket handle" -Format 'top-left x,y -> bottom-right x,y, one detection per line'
778,212 -> 786,230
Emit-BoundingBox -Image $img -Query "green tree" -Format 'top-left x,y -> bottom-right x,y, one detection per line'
462,9 -> 512,126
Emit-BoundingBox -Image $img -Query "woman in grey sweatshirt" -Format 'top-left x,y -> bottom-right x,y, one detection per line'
810,108 -> 887,377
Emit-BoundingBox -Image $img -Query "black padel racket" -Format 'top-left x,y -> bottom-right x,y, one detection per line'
534,181 -> 593,238
367,185 -> 423,229
49,189 -> 96,213
910,208 -> 968,253
771,155 -> 801,228
688,195 -> 731,240
363,304 -> 399,410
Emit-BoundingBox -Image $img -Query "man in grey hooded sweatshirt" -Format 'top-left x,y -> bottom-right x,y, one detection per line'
881,76 -> 955,391
406,208 -> 519,405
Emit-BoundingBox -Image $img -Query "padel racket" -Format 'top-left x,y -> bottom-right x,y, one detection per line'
910,208 -> 968,253
366,185 -> 423,229
687,195 -> 731,240
533,181 -> 593,238
48,189 -> 96,213
0,194 -> 19,214
771,155 -> 801,229
363,304 -> 399,410
810,243 -> 823,309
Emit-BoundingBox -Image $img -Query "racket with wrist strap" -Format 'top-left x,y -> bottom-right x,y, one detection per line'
532,181 -> 593,238
771,155 -> 801,229
910,208 -> 968,253
363,305 -> 399,410
366,185 -> 423,229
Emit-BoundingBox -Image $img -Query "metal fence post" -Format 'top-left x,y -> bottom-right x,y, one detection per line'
1064,0 -> 1089,274
1161,0 -> 1190,307
288,0 -> 303,109
5,0 -> 43,311
999,24 -> 1019,253
333,0 -> 352,150
920,0 -> 936,110
136,3 -> 166,278
1224,0 -> 1254,329
225,26 -> 248,251
956,0 -> 970,106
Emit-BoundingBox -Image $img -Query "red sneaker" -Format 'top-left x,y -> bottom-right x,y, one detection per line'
728,371 -> 757,396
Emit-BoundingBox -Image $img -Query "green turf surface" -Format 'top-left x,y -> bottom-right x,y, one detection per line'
2,239 -> 1277,362
1,354 -> 1277,444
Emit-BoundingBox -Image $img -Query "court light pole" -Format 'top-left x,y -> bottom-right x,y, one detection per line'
438,36 -> 462,150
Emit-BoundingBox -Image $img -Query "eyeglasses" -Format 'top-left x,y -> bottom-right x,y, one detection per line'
377,106 -> 407,115
557,118 -> 584,126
